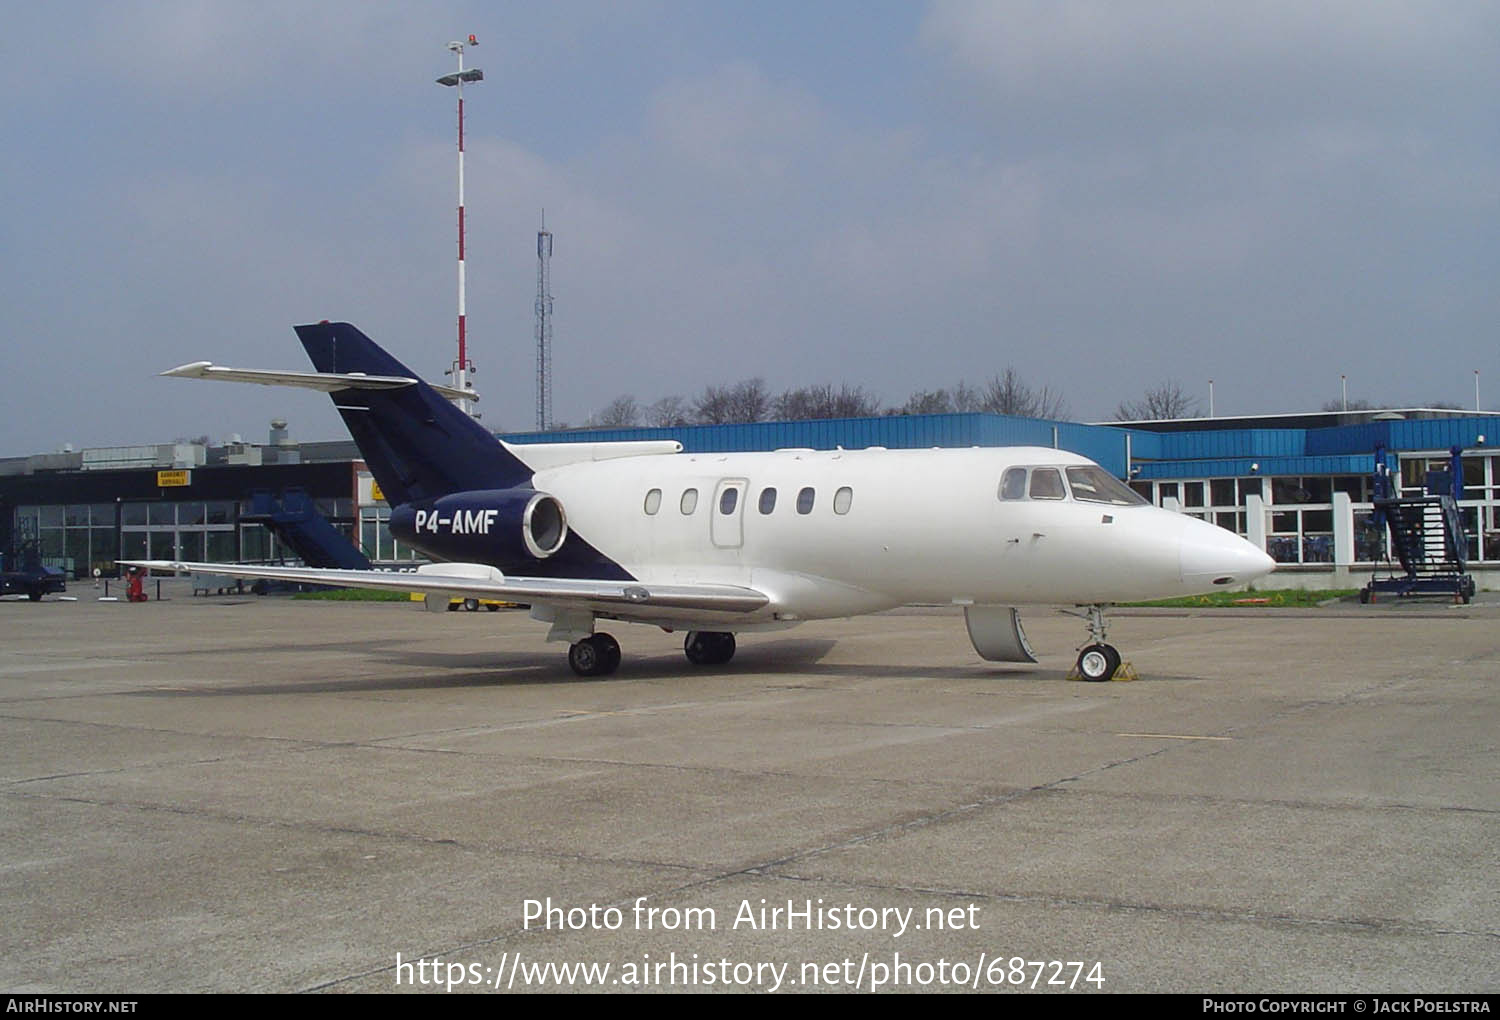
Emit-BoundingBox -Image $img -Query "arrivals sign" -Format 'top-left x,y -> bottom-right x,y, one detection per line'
156,470 -> 192,487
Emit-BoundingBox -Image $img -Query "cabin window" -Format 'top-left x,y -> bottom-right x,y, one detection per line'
833,486 -> 853,515
680,489 -> 699,515
758,488 -> 777,514
719,488 -> 739,514
643,489 -> 662,515
1029,468 -> 1065,500
796,487 -> 815,514
999,468 -> 1027,500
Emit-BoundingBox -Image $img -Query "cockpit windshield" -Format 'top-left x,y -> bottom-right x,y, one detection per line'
997,464 -> 1148,506
1029,467 -> 1066,500
1065,466 -> 1148,505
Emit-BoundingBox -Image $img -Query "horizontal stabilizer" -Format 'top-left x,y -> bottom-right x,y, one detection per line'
509,440 -> 684,471
160,362 -> 475,403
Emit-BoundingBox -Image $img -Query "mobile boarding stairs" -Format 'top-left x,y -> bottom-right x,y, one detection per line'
1362,445 -> 1476,604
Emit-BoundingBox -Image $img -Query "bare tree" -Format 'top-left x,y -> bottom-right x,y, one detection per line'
979,367 -> 1068,419
1323,397 -> 1469,412
893,374 -> 1064,418
644,395 -> 691,427
586,395 -> 640,428
774,383 -> 881,421
1320,397 -> 1379,412
694,378 -> 769,424
895,389 -> 955,415
951,380 -> 984,413
1115,381 -> 1200,421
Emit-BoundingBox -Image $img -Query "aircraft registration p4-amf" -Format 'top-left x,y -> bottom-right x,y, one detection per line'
132,322 -> 1275,680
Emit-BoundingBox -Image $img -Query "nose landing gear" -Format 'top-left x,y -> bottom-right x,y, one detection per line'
1075,642 -> 1122,682
1071,604 -> 1123,682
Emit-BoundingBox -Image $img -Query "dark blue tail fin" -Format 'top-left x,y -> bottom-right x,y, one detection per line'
294,322 -> 532,505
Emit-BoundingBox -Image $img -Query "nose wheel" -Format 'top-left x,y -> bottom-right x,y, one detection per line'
1072,604 -> 1122,682
1075,642 -> 1121,682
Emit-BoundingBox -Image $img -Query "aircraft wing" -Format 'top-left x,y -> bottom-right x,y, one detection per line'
159,362 -> 475,403
119,560 -> 770,615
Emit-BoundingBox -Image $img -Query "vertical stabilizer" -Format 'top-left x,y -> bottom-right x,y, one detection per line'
293,322 -> 531,504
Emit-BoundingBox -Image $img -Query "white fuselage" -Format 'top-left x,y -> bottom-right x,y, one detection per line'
530,445 -> 1273,624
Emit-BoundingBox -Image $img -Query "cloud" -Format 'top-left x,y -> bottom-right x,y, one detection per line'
647,61 -> 825,184
2,3 -> 1497,453
921,1 -> 1494,124
77,1 -> 434,99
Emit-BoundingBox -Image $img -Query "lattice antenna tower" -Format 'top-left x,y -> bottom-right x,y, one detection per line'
535,210 -> 554,431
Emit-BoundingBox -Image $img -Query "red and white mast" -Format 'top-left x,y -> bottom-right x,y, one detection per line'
437,35 -> 483,417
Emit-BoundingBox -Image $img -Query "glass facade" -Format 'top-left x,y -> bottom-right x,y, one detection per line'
1133,451 -> 1500,567
357,507 -> 423,563
11,503 -> 122,578
114,501 -> 241,574
12,496 -> 358,578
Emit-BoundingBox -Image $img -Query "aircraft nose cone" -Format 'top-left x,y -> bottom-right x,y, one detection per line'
1179,517 -> 1277,589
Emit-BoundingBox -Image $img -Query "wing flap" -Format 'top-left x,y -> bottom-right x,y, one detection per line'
119,561 -> 770,614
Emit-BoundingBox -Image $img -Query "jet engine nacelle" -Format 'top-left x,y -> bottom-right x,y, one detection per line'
390,488 -> 568,567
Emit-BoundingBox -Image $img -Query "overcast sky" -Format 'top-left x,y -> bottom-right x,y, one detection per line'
3,1 -> 1497,455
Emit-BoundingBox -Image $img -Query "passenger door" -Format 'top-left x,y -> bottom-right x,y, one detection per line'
710,478 -> 747,549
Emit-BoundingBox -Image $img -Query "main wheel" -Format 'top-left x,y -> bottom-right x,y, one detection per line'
1076,643 -> 1121,682
568,638 -> 601,677
684,631 -> 736,666
568,634 -> 621,677
592,632 -> 621,674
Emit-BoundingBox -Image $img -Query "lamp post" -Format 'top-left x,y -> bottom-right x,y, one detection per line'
437,36 -> 484,417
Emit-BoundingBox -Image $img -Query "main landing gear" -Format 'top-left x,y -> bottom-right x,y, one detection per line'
567,632 -> 621,677
564,630 -> 737,677
1072,604 -> 1121,682
684,630 -> 736,666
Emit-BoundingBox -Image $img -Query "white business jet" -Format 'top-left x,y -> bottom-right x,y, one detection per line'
131,322 -> 1274,680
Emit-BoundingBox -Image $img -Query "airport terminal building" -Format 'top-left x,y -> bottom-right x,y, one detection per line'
3,409 -> 1497,588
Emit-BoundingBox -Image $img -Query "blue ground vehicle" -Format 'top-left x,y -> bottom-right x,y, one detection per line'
0,541 -> 66,601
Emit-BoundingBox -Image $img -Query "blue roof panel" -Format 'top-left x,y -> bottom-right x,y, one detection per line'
497,412 -> 1488,481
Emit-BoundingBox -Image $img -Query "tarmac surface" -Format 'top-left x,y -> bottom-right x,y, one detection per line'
0,584 -> 1495,993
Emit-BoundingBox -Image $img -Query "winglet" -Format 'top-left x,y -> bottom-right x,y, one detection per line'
161,361 -> 215,378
